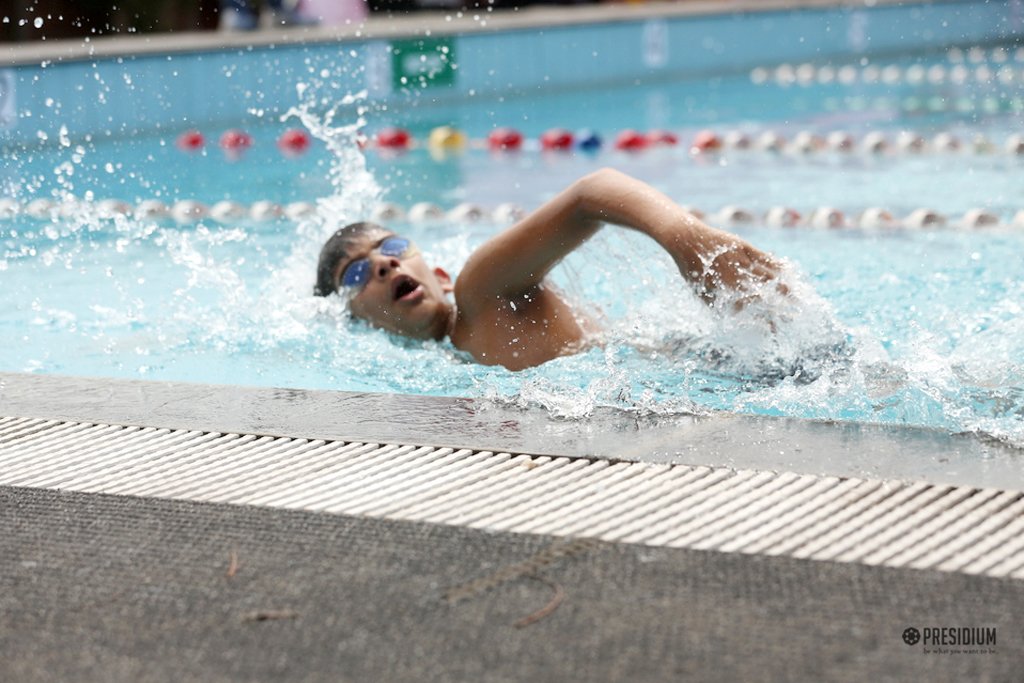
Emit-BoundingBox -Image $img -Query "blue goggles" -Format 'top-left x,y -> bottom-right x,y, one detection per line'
338,236 -> 416,291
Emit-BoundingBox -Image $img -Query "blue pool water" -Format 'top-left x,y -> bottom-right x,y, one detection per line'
2,15 -> 1024,447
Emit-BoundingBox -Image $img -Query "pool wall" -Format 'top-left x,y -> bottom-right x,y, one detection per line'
1,0 -> 1021,147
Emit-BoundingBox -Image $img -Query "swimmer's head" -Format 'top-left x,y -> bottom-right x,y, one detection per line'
315,222 -> 454,340
314,221 -> 390,297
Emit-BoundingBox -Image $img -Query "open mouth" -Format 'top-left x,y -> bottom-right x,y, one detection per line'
392,274 -> 421,301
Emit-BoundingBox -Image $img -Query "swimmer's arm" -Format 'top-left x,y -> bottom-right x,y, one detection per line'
454,173 -> 604,305
570,168 -> 783,301
456,168 -> 780,307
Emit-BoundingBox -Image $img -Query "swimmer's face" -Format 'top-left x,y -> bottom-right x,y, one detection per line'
334,230 -> 454,340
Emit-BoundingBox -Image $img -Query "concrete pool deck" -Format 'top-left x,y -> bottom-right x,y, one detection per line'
4,484 -> 1021,682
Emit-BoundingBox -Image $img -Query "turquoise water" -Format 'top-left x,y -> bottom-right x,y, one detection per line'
2,58 -> 1024,447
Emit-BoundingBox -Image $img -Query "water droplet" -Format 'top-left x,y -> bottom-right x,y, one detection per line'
34,16 -> 43,28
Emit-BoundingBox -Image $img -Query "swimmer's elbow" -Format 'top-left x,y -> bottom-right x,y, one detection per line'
576,168 -> 628,195
572,168 -> 631,221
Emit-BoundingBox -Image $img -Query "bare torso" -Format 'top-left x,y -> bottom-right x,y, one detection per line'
449,283 -> 590,371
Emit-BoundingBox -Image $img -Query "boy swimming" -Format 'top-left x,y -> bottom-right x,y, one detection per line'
315,168 -> 783,371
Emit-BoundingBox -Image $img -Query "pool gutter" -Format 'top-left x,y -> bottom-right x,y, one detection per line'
2,371 -> 1019,491
3,371 -> 1024,584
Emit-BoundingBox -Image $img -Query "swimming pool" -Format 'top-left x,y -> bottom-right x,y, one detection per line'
2,1 -> 1023,448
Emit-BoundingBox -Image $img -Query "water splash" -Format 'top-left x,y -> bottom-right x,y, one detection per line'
282,87 -> 381,242
232,88 -> 386,353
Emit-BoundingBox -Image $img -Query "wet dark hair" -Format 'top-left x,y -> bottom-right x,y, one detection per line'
314,221 -> 391,297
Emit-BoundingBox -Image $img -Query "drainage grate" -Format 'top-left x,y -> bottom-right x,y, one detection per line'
2,415 -> 1023,579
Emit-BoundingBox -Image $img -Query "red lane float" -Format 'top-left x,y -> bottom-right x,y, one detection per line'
376,127 -> 412,149
277,129 -> 311,156
645,129 -> 679,146
219,129 -> 253,157
540,128 -> 574,150
488,127 -> 524,151
690,129 -> 723,154
614,129 -> 648,151
176,130 -> 205,151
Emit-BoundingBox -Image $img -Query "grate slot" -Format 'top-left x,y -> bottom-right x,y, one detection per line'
717,477 -> 869,554
689,476 -> 844,551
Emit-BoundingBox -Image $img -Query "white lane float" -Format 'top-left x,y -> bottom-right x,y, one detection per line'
0,198 -> 21,219
134,200 -> 170,220
932,132 -> 962,152
447,203 -> 488,223
757,131 -> 786,152
210,200 -> 248,222
791,131 -> 826,154
171,200 -> 209,223
972,135 -> 996,154
713,206 -> 756,226
927,64 -> 947,84
408,202 -> 446,223
897,131 -> 927,153
1004,134 -> 1024,155
903,208 -> 946,229
370,202 -> 406,222
492,203 -> 526,223
862,131 -> 890,154
284,202 -> 317,220
24,199 -> 57,219
1012,210 -> 1024,230
249,200 -> 283,222
960,209 -> 1000,229
809,207 -> 846,229
764,207 -> 802,227
96,199 -> 132,218
826,131 -> 855,152
858,208 -> 897,230
723,130 -> 753,150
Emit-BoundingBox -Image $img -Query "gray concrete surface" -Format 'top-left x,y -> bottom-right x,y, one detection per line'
2,485 -> 1020,682
2,372 -> 1021,491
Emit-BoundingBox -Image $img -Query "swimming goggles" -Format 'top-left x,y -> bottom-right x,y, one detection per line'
338,236 -> 417,291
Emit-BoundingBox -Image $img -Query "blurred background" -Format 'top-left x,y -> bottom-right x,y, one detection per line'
0,0 -> 613,41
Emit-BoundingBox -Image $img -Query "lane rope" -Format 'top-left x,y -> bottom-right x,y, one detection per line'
2,197 -> 1022,231
167,121 -> 1024,159
750,44 -> 1024,87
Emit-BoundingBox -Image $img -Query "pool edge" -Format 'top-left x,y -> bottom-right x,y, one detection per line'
2,371 -> 1019,491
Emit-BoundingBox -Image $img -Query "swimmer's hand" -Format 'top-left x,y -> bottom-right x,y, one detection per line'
684,228 -> 789,308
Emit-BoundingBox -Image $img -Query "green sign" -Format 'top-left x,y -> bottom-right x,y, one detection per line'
390,37 -> 457,90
